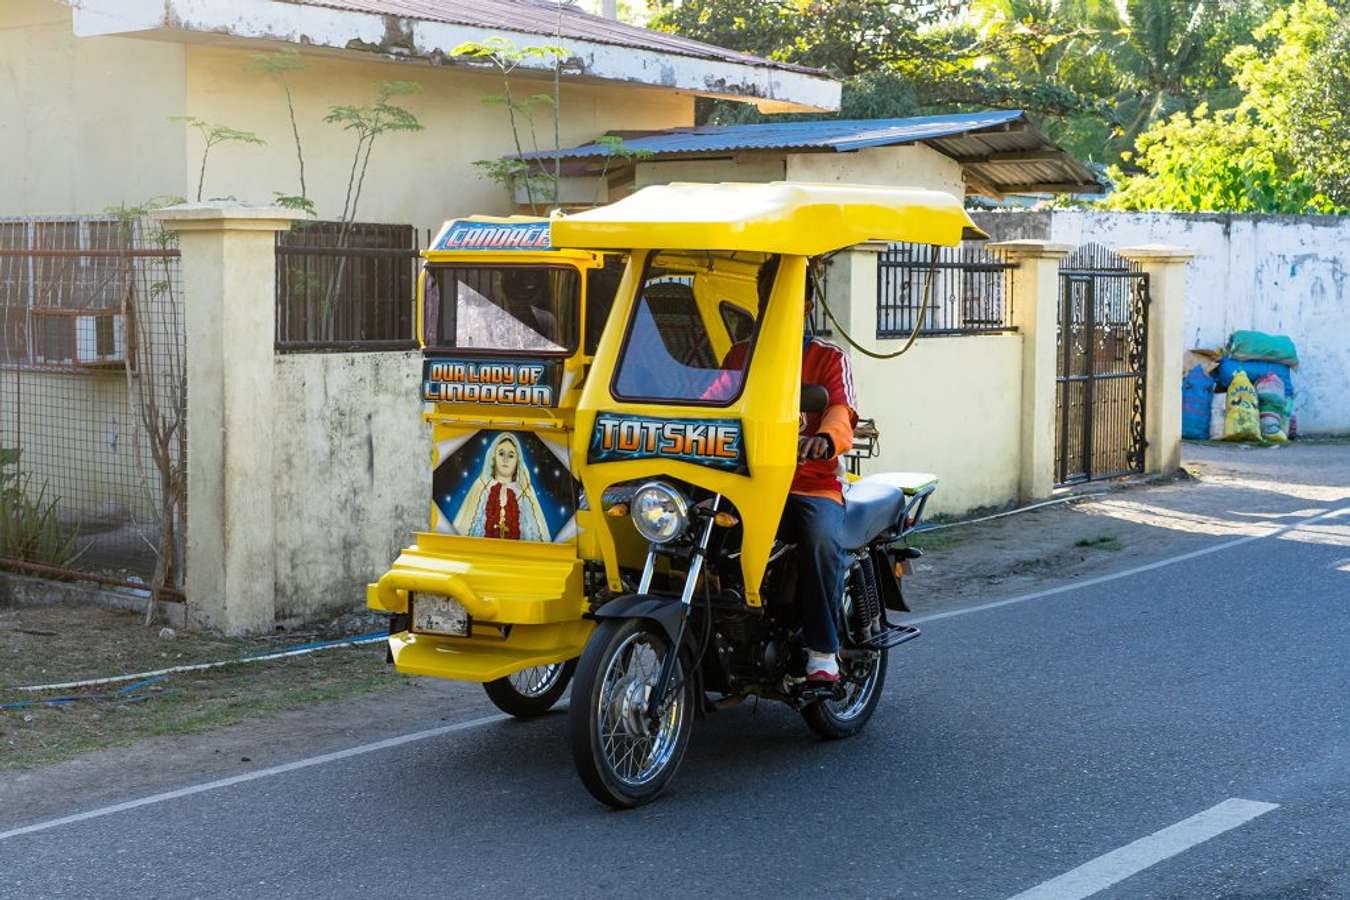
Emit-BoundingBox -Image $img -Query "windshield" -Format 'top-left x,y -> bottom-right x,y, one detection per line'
425,265 -> 579,354
612,251 -> 777,405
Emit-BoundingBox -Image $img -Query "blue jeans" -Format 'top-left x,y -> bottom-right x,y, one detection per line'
781,494 -> 846,654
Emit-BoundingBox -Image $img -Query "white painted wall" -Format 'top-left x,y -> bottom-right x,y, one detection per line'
272,351 -> 429,621
973,211 -> 1350,434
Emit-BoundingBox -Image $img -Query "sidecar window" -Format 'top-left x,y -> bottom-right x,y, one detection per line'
424,265 -> 579,355
613,252 -> 772,406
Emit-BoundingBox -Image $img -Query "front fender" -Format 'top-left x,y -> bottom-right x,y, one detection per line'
589,593 -> 683,645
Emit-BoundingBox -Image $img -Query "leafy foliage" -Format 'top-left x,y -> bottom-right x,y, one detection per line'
0,449 -> 77,566
1287,20 -> 1350,207
171,117 -> 267,202
1106,0 -> 1348,212
452,37 -> 572,211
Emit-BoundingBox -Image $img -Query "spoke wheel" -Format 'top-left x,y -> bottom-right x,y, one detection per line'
569,619 -> 693,809
801,647 -> 888,739
483,659 -> 576,718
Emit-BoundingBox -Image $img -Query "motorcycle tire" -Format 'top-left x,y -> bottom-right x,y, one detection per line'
569,618 -> 694,809
801,647 -> 888,740
483,660 -> 577,718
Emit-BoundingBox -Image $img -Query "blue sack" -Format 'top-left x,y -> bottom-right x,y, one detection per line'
1182,364 -> 1216,440
1214,357 -> 1293,396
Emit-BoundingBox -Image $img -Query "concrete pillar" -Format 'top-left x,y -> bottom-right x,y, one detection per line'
152,203 -> 303,634
821,242 -> 885,346
990,240 -> 1073,501
1119,245 -> 1195,476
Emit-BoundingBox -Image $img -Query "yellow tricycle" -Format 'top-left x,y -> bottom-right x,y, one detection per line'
370,185 -> 980,807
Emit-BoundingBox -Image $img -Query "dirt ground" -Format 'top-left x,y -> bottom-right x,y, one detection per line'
3,439 -> 1347,778
0,606 -> 402,770
903,438 -> 1350,615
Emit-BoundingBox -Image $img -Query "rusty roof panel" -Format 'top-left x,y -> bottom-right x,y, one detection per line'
285,0 -> 825,74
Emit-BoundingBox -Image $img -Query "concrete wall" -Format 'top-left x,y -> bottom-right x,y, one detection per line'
786,145 -> 966,196
1,3 -> 695,232
974,210 -> 1350,434
184,45 -> 695,237
852,334 -> 1025,515
0,0 -> 188,215
0,368 -> 158,524
272,351 -> 429,621
636,156 -> 788,189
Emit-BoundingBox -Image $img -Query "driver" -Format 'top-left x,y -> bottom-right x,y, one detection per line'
703,273 -> 856,684
785,291 -> 856,684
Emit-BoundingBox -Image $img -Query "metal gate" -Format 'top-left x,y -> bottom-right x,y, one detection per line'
1056,244 -> 1149,485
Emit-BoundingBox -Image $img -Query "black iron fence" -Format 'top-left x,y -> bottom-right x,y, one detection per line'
275,221 -> 420,352
0,216 -> 186,599
877,242 -> 1017,337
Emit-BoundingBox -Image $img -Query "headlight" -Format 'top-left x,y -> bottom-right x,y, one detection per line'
630,482 -> 689,544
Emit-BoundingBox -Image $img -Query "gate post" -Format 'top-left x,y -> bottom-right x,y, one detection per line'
822,241 -> 886,340
152,203 -> 303,635
990,240 -> 1073,501
1119,245 -> 1195,476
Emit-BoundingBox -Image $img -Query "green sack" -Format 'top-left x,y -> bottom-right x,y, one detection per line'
1228,330 -> 1299,366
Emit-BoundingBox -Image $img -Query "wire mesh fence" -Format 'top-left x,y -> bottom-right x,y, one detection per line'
0,215 -> 186,599
275,221 -> 420,352
877,241 -> 1017,337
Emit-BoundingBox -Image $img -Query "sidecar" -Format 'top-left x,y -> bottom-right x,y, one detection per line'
367,216 -> 623,716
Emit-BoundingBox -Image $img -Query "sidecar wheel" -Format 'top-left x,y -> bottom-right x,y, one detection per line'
802,648 -> 888,740
569,618 -> 693,809
483,660 -> 576,718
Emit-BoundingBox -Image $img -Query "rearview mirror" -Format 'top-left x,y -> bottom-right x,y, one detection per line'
801,383 -> 829,414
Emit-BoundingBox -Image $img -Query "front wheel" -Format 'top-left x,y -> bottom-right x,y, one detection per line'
569,618 -> 694,809
483,660 -> 576,718
802,647 -> 888,739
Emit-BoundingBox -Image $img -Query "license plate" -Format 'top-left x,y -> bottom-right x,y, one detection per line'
412,595 -> 470,637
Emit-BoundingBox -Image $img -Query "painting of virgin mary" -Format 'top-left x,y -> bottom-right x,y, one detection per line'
451,433 -> 550,541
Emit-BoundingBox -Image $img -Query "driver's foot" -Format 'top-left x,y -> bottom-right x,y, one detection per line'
805,650 -> 840,684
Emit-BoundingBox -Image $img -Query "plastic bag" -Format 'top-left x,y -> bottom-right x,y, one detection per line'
1255,373 -> 1288,442
1182,365 -> 1216,439
1223,371 -> 1262,442
1208,393 -> 1227,440
1214,358 -> 1293,395
1228,330 -> 1298,366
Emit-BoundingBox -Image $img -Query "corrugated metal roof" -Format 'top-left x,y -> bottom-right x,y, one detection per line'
524,110 -> 1102,194
284,0 -> 824,75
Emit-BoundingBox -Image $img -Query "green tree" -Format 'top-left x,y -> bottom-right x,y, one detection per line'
1288,21 -> 1350,206
1105,0 -> 1346,212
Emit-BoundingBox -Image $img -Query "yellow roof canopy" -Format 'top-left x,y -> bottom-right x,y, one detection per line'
550,181 -> 985,255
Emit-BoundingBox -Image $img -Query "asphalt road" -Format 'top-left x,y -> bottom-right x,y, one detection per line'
4,506 -> 1349,899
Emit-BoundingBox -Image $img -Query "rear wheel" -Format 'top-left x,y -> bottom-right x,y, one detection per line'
483,660 -> 576,718
569,618 -> 694,809
801,647 -> 887,739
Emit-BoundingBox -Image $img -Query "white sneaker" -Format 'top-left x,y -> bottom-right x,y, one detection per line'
805,650 -> 840,684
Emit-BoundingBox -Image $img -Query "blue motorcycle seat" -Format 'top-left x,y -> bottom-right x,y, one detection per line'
837,473 -> 936,550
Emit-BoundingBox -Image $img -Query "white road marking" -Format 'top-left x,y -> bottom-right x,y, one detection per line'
1007,798 -> 1280,900
908,506 -> 1350,625
0,712 -> 509,842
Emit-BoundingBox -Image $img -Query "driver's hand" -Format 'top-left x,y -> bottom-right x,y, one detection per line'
797,434 -> 834,461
